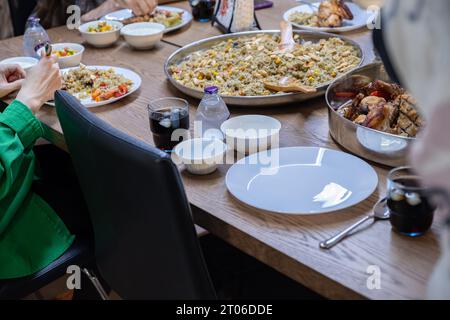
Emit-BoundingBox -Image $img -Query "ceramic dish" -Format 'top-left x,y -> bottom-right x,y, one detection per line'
103,6 -> 193,34
221,115 -> 281,155
0,56 -> 38,71
226,147 -> 378,215
283,2 -> 377,33
79,20 -> 123,47
37,43 -> 84,68
174,138 -> 227,175
121,22 -> 164,49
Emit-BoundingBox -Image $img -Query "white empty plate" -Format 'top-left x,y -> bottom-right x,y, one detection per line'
226,147 -> 378,215
283,2 -> 378,33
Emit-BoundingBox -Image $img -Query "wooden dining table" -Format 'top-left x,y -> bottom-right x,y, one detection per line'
0,0 -> 443,300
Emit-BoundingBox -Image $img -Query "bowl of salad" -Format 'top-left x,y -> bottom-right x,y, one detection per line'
79,20 -> 123,47
38,43 -> 84,68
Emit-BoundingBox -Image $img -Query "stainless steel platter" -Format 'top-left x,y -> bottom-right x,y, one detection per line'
164,30 -> 364,107
326,62 -> 415,167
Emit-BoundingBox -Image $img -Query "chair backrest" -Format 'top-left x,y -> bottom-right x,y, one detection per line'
55,91 -> 216,299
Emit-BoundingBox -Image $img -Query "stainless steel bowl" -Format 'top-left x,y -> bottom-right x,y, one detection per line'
165,30 -> 364,107
326,62 -> 415,167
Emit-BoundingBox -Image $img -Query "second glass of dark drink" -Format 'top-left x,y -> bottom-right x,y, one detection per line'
387,167 -> 436,237
148,98 -> 190,152
189,0 -> 216,22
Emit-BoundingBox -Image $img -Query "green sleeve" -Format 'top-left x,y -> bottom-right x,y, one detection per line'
0,100 -> 44,231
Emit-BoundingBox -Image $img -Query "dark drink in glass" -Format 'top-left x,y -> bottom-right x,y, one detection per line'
148,98 -> 190,152
387,167 -> 436,237
189,0 -> 216,22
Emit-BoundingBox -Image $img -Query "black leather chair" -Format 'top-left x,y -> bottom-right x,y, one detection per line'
54,91 -> 216,299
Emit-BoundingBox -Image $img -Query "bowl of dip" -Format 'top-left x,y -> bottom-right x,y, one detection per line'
121,22 -> 165,50
174,138 -> 227,175
0,57 -> 38,71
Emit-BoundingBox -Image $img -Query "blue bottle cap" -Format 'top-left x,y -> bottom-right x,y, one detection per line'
204,86 -> 219,94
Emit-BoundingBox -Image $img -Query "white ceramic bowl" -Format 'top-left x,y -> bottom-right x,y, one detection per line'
0,56 -> 38,71
120,22 -> 164,50
221,115 -> 281,155
79,20 -> 123,47
37,43 -> 84,68
174,138 -> 227,175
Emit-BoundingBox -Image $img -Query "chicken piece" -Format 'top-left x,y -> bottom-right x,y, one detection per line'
397,113 -> 419,137
354,114 -> 367,125
359,95 -> 386,114
346,93 -> 365,120
360,80 -> 403,100
363,103 -> 396,133
317,0 -> 354,28
394,93 -> 422,137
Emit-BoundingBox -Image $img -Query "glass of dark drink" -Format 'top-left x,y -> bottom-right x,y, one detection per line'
387,167 -> 437,237
148,98 -> 190,152
189,0 -> 216,22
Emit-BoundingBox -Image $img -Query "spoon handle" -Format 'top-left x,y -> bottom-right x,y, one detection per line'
319,215 -> 373,250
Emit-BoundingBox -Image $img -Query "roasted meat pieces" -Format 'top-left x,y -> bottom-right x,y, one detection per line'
336,79 -> 423,137
317,0 -> 354,28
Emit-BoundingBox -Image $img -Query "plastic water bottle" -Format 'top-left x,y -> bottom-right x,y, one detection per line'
195,86 -> 230,139
23,17 -> 51,58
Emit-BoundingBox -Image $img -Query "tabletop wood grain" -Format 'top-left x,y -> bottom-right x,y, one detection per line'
0,0 -> 442,300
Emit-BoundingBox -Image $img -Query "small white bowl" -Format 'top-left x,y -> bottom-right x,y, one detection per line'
79,20 -> 123,47
221,115 -> 281,155
0,56 -> 38,71
121,22 -> 165,50
174,138 -> 227,175
37,43 -> 84,68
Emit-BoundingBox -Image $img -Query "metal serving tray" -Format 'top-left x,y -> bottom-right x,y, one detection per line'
326,62 -> 415,167
164,30 -> 364,107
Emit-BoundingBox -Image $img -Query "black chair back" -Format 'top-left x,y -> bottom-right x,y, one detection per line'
55,91 -> 215,299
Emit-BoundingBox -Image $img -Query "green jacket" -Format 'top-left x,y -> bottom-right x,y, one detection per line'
0,100 -> 74,279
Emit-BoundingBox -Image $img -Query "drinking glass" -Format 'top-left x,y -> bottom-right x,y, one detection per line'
387,167 -> 437,237
189,0 -> 216,22
148,98 -> 190,152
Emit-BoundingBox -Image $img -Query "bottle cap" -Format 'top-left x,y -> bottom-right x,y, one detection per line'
204,86 -> 219,94
27,16 -> 40,22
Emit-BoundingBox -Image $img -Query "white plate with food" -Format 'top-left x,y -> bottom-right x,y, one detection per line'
47,65 -> 141,108
103,6 -> 192,33
226,147 -> 378,215
284,1 -> 377,33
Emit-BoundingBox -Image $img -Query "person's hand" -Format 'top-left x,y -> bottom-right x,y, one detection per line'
16,51 -> 61,114
0,64 -> 26,98
81,0 -> 157,22
115,0 -> 158,16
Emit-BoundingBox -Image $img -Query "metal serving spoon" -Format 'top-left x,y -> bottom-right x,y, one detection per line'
264,22 -> 317,94
264,76 -> 317,94
319,198 -> 390,250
